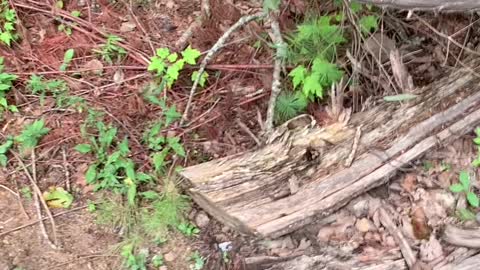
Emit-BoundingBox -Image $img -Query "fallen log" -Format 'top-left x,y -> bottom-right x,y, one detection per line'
179,57 -> 480,238
354,0 -> 480,11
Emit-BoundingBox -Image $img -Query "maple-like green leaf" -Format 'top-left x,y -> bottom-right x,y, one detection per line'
311,58 -> 343,87
302,73 -> 322,99
164,105 -> 181,126
359,15 -> 378,35
156,48 -> 170,59
5,9 -> 16,22
167,136 -> 185,157
0,31 -> 13,46
191,71 -> 209,87
181,46 -> 201,65
148,56 -> 166,75
167,53 -> 178,63
289,65 -> 307,89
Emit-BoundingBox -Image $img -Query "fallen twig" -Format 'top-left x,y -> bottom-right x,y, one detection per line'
264,18 -> 286,132
0,205 -> 87,237
10,150 -> 58,248
379,206 -> 416,268
180,12 -> 267,126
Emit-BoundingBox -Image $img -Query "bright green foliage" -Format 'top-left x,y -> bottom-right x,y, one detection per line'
191,71 -> 209,87
359,15 -> 379,35
449,171 -> 479,208
189,251 -> 205,270
289,57 -> 343,100
121,244 -> 148,270
71,10 -> 81,17
151,255 -> 164,267
0,1 -> 18,46
274,91 -> 307,124
28,75 -> 85,110
148,46 -> 205,90
60,49 -> 74,71
43,186 -> 74,208
94,34 -> 127,64
0,57 -> 18,113
15,119 -> 50,153
471,127 -> 480,167
0,136 -> 12,166
177,222 -> 200,237
141,188 -> 190,240
287,16 -> 345,101
20,186 -> 32,200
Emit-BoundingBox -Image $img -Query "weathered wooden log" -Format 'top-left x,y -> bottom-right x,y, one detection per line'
354,0 -> 480,11
443,225 -> 480,248
179,57 -> 480,238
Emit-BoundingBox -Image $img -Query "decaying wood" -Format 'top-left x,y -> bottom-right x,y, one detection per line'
354,0 -> 480,11
179,58 -> 480,238
443,225 -> 480,248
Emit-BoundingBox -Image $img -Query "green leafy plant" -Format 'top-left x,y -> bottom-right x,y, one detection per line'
0,0 -> 18,46
177,222 -> 200,237
0,57 -> 18,113
0,136 -> 12,166
274,91 -> 307,124
94,34 -> 127,64
60,49 -> 74,71
450,171 -> 479,208
189,251 -> 205,270
148,46 -> 203,91
151,254 -> 164,267
28,74 -> 85,110
121,243 -> 148,270
42,186 -> 74,208
15,119 -> 50,154
56,7 -> 81,36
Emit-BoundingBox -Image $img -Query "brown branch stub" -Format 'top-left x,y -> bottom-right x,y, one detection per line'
354,0 -> 480,11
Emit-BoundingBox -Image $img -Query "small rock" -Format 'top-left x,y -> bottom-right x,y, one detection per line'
218,241 -> 232,252
120,22 -> 136,32
82,59 -> 103,75
164,252 -> 176,262
355,218 -> 372,233
194,211 -> 210,228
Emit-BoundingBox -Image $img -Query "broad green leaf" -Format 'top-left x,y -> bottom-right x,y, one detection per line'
0,31 -> 13,46
0,155 -> 7,167
467,192 -> 479,207
71,10 -> 81,17
449,183 -> 464,193
459,171 -> 470,189
474,137 -> 480,145
167,53 -> 178,63
191,71 -> 209,87
63,49 -> 74,63
118,138 -> 130,155
125,177 -> 137,206
85,164 -> 97,183
75,144 -> 92,154
152,148 -> 170,172
156,48 -> 170,59
0,138 -> 13,154
359,15 -> 379,35
167,137 -> 185,157
311,58 -> 343,86
43,187 -> 74,208
148,56 -> 166,75
0,84 -> 11,91
289,65 -> 307,90
383,94 -> 418,102
5,9 -> 16,22
181,46 -> 201,65
302,73 -> 322,99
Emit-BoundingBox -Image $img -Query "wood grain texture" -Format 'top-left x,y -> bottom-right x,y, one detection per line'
179,58 -> 480,238
354,0 -> 480,11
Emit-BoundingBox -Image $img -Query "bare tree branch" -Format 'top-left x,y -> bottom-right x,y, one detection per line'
353,0 -> 480,11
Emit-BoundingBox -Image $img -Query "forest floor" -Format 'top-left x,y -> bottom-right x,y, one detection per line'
1,0 -> 480,270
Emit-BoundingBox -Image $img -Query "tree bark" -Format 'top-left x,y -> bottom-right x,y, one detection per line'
179,57 -> 480,238
354,0 -> 480,11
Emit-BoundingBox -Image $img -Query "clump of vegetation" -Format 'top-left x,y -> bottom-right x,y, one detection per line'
94,34 -> 128,64
0,0 -> 18,46
0,57 -> 18,114
274,1 -> 379,123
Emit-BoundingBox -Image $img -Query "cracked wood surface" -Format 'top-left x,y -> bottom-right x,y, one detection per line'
179,57 -> 480,238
